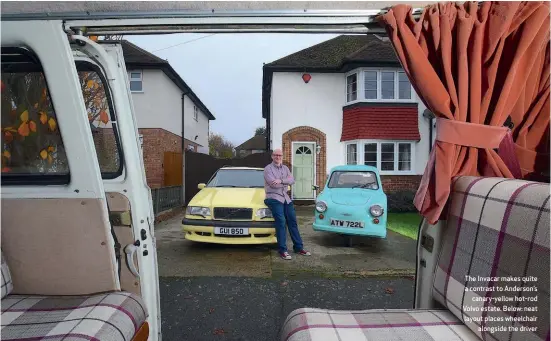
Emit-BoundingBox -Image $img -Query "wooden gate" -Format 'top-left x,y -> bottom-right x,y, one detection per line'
184,151 -> 272,204
163,152 -> 183,186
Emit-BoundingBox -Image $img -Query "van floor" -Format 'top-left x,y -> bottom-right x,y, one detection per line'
159,276 -> 415,341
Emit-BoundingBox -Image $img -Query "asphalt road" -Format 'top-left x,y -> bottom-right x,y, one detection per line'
159,276 -> 415,341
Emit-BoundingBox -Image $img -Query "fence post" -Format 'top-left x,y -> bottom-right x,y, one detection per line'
154,189 -> 160,215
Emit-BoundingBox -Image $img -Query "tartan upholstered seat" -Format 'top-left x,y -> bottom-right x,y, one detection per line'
1,251 -> 13,299
0,251 -> 148,341
432,176 -> 549,341
281,308 -> 479,341
281,176 -> 550,341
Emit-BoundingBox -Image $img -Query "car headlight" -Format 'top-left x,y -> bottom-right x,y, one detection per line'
256,208 -> 273,219
369,205 -> 384,217
185,206 -> 211,217
315,201 -> 327,213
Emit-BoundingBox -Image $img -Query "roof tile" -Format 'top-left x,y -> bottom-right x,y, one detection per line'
341,106 -> 420,141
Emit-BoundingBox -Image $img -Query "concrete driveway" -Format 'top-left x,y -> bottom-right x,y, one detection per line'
154,206 -> 416,278
155,206 -> 417,340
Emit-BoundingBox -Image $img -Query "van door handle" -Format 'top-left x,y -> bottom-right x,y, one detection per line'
124,244 -> 140,278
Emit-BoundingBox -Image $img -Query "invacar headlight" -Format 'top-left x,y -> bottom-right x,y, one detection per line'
369,205 -> 384,217
185,206 -> 211,217
256,208 -> 273,219
315,201 -> 327,213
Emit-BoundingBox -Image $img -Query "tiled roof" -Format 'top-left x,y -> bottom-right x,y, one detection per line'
265,34 -> 400,70
341,105 -> 420,141
99,40 -> 215,120
120,40 -> 167,65
235,135 -> 267,150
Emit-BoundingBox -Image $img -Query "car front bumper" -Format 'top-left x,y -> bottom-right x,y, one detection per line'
182,218 -> 277,244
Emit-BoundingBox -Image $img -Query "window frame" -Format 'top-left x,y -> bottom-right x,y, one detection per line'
345,72 -> 358,102
1,47 -> 71,186
76,60 -> 125,180
345,68 -> 415,105
193,105 -> 199,121
344,140 -> 416,175
128,70 -> 143,93
345,143 -> 358,165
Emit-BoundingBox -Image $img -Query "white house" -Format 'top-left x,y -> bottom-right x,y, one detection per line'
262,34 -> 436,200
120,40 -> 215,188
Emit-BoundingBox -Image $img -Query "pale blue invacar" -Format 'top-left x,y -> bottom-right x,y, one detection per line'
312,165 -> 387,243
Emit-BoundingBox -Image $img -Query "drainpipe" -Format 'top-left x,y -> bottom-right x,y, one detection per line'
181,92 -> 190,151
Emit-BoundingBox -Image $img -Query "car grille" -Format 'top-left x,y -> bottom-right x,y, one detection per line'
213,207 -> 253,220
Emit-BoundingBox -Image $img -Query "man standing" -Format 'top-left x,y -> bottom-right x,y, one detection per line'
264,148 -> 311,260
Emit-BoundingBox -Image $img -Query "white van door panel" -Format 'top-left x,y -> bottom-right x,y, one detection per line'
70,36 -> 161,341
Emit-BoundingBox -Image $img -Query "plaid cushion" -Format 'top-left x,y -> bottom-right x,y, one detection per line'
1,291 -> 148,341
1,249 -> 13,299
281,308 -> 479,341
433,176 -> 550,341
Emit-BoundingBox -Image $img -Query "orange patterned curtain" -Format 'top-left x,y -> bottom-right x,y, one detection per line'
379,1 -> 550,224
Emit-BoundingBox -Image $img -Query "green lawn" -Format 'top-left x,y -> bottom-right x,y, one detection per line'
387,213 -> 422,240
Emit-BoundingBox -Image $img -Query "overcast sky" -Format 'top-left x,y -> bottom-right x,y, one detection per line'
127,33 -> 338,146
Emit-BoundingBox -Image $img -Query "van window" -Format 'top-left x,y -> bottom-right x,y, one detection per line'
76,61 -> 123,178
1,48 -> 69,184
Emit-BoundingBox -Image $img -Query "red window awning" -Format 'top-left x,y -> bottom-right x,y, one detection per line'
341,105 -> 421,142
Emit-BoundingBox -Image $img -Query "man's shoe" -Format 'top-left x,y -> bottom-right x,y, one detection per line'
295,249 -> 311,256
279,251 -> 292,260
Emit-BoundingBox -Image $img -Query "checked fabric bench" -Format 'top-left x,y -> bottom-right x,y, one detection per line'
281,176 -> 550,341
1,250 -> 149,341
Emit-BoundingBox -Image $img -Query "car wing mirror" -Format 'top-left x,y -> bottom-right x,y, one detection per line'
198,183 -> 206,189
312,185 -> 320,191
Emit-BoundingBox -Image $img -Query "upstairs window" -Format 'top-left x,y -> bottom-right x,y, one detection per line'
346,69 -> 413,103
193,105 -> 198,121
129,71 -> 143,92
346,73 -> 357,102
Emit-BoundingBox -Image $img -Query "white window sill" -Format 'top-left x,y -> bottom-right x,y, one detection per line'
345,99 -> 416,106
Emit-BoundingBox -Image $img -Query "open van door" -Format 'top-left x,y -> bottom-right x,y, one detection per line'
1,20 -> 161,341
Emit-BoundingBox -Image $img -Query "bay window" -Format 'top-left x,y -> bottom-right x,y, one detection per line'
346,68 -> 414,103
346,73 -> 358,102
346,144 -> 357,165
346,140 -> 415,174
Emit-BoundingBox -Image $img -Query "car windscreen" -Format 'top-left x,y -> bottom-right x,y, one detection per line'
207,169 -> 265,188
327,171 -> 379,189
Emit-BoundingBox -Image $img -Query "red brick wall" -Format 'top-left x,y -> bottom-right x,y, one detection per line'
380,175 -> 422,193
282,126 -> 327,192
139,128 -> 181,189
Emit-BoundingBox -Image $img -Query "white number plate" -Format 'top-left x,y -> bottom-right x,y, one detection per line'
214,227 -> 249,235
330,219 -> 364,228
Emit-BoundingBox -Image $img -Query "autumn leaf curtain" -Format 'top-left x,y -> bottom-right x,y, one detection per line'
379,1 -> 550,224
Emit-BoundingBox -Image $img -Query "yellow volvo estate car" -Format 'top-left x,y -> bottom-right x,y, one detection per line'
182,166 -> 277,244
